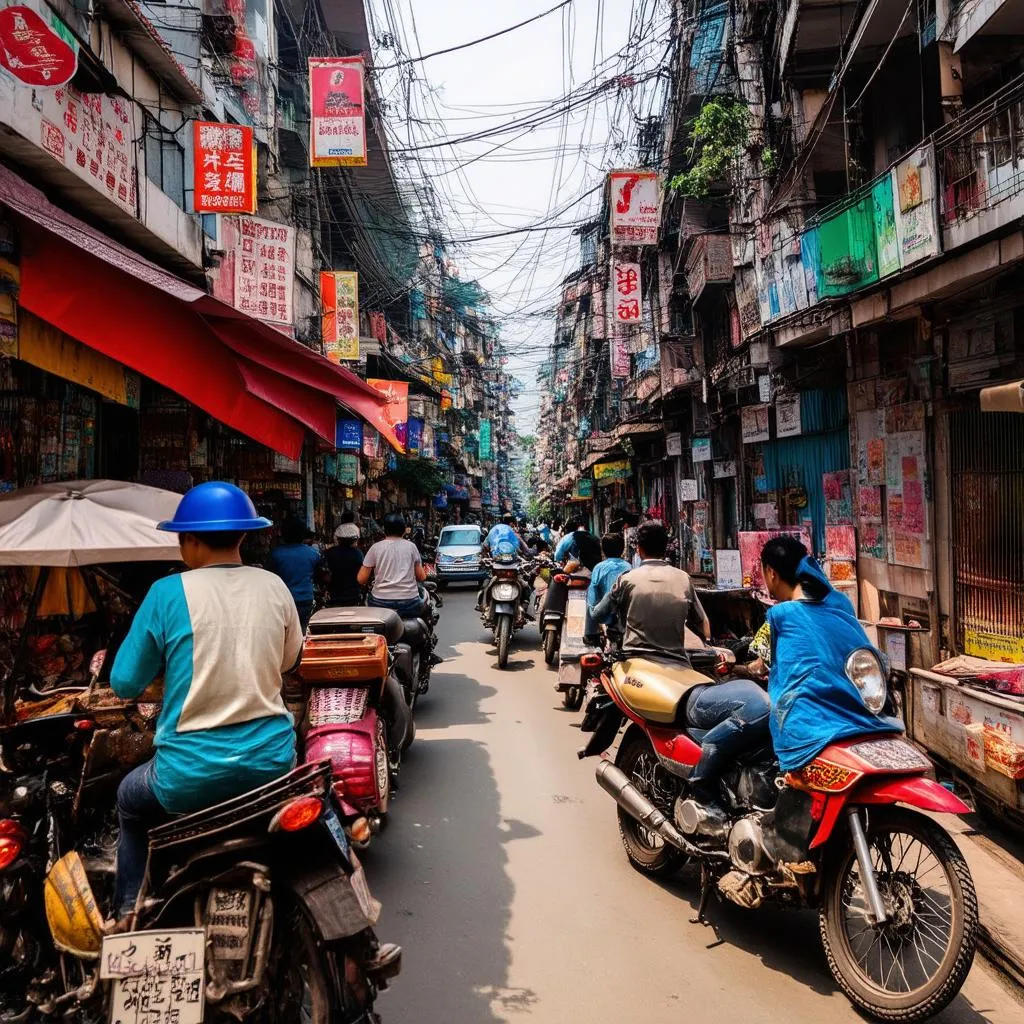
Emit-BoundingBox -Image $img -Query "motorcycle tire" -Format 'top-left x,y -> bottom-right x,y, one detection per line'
543,627 -> 559,665
819,806 -> 978,1022
562,685 -> 584,711
614,725 -> 685,878
496,616 -> 512,669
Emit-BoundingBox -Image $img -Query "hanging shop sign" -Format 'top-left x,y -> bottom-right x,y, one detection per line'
573,477 -> 593,499
0,4 -> 77,88
479,419 -> 492,460
665,432 -> 682,457
893,144 -> 940,268
610,337 -> 630,378
232,216 -> 295,327
335,418 -> 363,450
741,404 -> 770,444
692,437 -> 712,462
367,379 -> 409,451
685,234 -> 733,303
612,260 -> 643,324
775,395 -> 801,437
406,417 -> 423,454
193,122 -> 256,214
336,453 -> 359,486
594,459 -> 631,486
321,270 -> 359,361
309,56 -> 367,167
679,479 -> 698,502
609,170 -> 660,246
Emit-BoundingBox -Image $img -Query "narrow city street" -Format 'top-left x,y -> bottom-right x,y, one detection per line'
368,591 -> 1024,1024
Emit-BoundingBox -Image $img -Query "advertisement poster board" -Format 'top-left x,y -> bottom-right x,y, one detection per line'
309,57 -> 367,167
233,217 -> 295,327
321,270 -> 359,361
609,170 -> 660,245
366,379 -> 409,451
193,122 -> 256,214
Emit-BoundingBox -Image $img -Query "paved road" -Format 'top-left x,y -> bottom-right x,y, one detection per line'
367,590 -> 1023,1023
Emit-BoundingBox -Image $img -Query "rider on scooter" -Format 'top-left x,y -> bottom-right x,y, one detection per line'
109,482 -> 302,919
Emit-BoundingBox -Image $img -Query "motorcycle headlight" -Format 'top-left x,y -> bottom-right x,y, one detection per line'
845,647 -> 887,715
493,583 -> 519,601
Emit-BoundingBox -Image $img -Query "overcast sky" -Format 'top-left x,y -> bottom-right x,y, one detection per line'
367,0 -> 671,433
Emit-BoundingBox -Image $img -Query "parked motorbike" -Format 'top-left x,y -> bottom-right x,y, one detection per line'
580,647 -> 978,1021
540,569 -> 589,666
479,553 -> 534,668
43,761 -> 398,1023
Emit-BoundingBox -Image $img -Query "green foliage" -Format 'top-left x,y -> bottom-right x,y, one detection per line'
527,497 -> 551,523
762,146 -> 777,175
669,99 -> 750,199
388,456 -> 445,500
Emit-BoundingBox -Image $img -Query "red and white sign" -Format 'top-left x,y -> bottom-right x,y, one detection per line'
0,4 -> 77,88
613,260 -> 643,324
193,121 -> 255,214
309,57 -> 366,167
232,216 -> 295,327
37,86 -> 137,214
609,170 -> 660,246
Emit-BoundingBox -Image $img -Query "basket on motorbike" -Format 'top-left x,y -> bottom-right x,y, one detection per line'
301,633 -> 390,686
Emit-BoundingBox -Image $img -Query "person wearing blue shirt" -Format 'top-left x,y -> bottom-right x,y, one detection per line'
554,518 -> 584,562
109,482 -> 302,919
484,514 -> 529,555
270,517 -> 322,630
586,533 -> 632,636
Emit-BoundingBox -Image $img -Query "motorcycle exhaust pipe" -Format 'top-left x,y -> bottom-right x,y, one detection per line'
595,760 -> 726,861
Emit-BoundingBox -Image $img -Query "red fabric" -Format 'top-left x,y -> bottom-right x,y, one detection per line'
235,357 -> 337,442
18,228 -> 306,459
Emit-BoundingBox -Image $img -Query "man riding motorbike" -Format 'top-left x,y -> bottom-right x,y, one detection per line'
109,482 -> 302,919
483,513 -> 530,557
593,521 -> 771,824
760,536 -> 902,773
358,512 -> 428,618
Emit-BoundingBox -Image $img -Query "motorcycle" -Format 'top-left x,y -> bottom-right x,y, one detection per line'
539,567 -> 590,666
580,647 -> 978,1022
479,553 -> 534,669
43,761 -> 399,1023
554,577 -> 596,711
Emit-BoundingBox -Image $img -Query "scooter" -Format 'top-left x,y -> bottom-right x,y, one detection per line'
300,607 -> 416,842
580,646 -> 978,1022
539,568 -> 590,665
480,552 -> 534,669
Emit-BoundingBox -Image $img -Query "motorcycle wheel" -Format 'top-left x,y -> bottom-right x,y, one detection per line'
562,685 -> 584,711
496,615 -> 512,668
614,726 -> 685,878
819,806 -> 978,1022
543,628 -> 559,665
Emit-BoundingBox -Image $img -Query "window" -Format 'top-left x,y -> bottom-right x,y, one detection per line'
144,115 -> 185,209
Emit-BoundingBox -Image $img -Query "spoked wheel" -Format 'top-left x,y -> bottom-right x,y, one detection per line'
613,726 -> 684,878
496,615 -> 512,668
820,807 -> 978,1022
543,628 -> 559,665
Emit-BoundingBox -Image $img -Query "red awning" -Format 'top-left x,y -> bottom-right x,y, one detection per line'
0,164 -> 402,455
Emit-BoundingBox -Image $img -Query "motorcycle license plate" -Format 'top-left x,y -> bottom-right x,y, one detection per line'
558,658 -> 582,688
100,928 -> 206,1024
565,590 -> 587,640
323,809 -> 351,860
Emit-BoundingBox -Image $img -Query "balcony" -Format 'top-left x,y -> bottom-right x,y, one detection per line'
950,0 -> 1024,53
936,76 -> 1024,252
685,234 -> 733,304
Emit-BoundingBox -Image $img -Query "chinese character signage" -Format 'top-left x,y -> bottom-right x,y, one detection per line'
594,459 -> 631,486
309,57 -> 367,167
233,216 -> 295,326
479,419 -> 491,460
609,170 -> 660,246
336,418 -> 363,450
0,5 -> 77,88
613,260 -> 642,324
610,338 -> 630,378
367,379 -> 409,451
193,122 -> 255,214
321,270 -> 359,361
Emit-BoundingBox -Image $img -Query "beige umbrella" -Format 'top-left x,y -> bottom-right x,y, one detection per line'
0,480 -> 183,566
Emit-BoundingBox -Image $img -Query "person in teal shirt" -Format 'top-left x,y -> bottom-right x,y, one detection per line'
586,533 -> 632,637
110,482 -> 302,919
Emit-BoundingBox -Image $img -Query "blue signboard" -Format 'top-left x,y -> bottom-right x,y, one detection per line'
336,418 -> 363,450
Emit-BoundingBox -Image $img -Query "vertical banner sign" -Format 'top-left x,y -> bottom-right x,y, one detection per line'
609,170 -> 660,246
613,261 -> 643,324
479,419 -> 492,460
309,57 -> 367,167
234,216 -> 295,326
0,5 -> 78,87
321,270 -> 359,361
610,338 -> 630,378
367,379 -> 409,451
193,122 -> 256,214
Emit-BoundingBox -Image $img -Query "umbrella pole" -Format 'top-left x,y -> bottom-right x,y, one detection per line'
1,567 -> 49,725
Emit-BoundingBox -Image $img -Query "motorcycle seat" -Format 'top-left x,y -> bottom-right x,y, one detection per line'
401,618 -> 428,647
608,657 -> 712,725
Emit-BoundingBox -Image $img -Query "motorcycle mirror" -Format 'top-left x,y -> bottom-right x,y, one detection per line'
89,649 -> 108,680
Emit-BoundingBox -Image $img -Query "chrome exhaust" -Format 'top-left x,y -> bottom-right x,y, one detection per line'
595,760 -> 723,860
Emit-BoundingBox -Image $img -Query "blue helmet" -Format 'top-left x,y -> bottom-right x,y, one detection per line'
158,481 -> 272,533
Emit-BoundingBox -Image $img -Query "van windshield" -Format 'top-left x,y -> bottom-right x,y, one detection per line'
439,529 -> 480,547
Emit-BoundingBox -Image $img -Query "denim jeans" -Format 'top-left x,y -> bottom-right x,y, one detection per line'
114,760 -> 167,917
295,600 -> 314,632
687,681 -> 772,797
368,594 -> 425,619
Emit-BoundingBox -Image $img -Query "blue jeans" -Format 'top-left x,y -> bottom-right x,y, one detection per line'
687,681 -> 772,797
368,594 -> 425,619
295,600 -> 314,632
114,760 -> 167,917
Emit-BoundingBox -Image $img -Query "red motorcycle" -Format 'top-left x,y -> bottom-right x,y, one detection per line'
579,647 -> 978,1022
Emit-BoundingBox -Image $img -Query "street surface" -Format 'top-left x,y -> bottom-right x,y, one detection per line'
369,590 -> 1024,1023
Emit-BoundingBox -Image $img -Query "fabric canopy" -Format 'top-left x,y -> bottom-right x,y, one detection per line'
0,480 -> 182,566
0,164 -> 403,456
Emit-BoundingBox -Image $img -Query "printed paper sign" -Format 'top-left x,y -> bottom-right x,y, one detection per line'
679,479 -> 698,502
233,217 -> 295,326
193,122 -> 256,214
716,549 -> 743,588
692,437 -> 712,462
321,270 -> 359,361
741,405 -> 770,443
613,261 -> 643,324
609,170 -> 660,246
309,57 -> 367,167
775,395 -> 801,437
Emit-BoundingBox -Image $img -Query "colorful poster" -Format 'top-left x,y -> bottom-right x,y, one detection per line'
825,525 -> 857,560
336,453 -> 359,485
902,479 -> 925,533
752,502 -> 779,527
738,530 -> 812,591
336,418 -> 363,450
321,270 -> 359,361
866,438 -> 886,484
610,337 -> 630,377
362,426 -> 380,459
859,521 -> 886,560
594,459 -> 631,486
872,173 -> 900,278
309,57 -> 367,167
193,122 -> 256,214
741,405 -> 770,444
890,530 -> 925,569
692,437 -> 712,463
406,417 -> 423,454
859,485 -> 882,520
479,419 -> 492,460
366,379 -> 409,451
823,470 -> 853,525
894,144 -> 940,268
775,395 -> 801,437
233,216 -> 295,326
0,4 -> 77,87
609,170 -> 660,246
573,477 -> 594,499
613,260 -> 642,324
